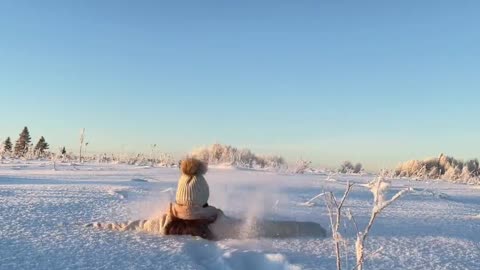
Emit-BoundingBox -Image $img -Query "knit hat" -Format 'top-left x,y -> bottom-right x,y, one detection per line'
175,158 -> 210,206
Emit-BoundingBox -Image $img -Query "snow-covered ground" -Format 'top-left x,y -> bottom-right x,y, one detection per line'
0,161 -> 479,269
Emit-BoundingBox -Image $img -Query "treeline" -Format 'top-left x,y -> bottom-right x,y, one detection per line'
395,153 -> 480,184
191,143 -> 286,169
0,127 -> 56,158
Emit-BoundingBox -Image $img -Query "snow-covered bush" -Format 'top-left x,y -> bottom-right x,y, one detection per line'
395,154 -> 480,184
190,143 -> 286,170
293,159 -> 312,174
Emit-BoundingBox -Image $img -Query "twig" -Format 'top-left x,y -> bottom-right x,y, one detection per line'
325,182 -> 354,270
347,209 -> 360,235
299,192 -> 326,206
355,178 -> 410,270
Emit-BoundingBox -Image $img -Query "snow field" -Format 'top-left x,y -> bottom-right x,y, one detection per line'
0,161 -> 479,269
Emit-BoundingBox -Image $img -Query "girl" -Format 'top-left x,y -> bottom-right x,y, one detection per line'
89,158 -> 326,240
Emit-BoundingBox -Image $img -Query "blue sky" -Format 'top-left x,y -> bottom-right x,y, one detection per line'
1,1 -> 479,170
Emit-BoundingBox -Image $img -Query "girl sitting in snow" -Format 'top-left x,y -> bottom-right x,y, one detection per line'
89,158 -> 326,240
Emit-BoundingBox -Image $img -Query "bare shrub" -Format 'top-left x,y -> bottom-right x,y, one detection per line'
395,154 -> 480,184
324,175 -> 410,270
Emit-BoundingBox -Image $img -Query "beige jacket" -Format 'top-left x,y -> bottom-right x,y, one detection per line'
88,203 -> 231,238
88,203 -> 326,240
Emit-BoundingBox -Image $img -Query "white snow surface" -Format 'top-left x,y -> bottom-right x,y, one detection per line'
0,161 -> 479,270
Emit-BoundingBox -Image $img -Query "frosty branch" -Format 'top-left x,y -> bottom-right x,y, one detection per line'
324,176 -> 410,270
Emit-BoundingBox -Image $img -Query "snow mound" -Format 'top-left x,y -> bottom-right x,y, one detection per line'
410,188 -> 451,200
107,188 -> 129,199
183,241 -> 300,270
223,251 -> 300,270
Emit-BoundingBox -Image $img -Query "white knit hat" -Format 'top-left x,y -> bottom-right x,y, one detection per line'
176,158 -> 209,206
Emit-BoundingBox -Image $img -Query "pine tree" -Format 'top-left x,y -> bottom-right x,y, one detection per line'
14,127 -> 31,157
3,137 -> 12,153
34,136 -> 49,154
61,147 -> 66,155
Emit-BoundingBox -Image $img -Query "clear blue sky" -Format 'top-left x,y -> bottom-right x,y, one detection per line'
1,1 -> 479,170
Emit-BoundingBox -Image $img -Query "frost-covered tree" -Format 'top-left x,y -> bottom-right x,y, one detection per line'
34,136 -> 49,155
190,143 -> 286,169
3,137 -> 12,153
262,155 -> 286,169
210,143 -> 224,163
464,159 -> 479,177
338,161 -> 353,173
338,161 -> 363,174
353,163 -> 363,173
14,127 -> 31,157
238,148 -> 254,167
